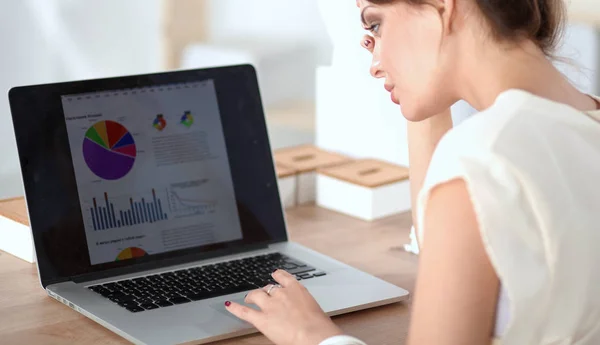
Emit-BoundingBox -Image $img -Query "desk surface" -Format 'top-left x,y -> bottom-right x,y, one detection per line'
0,205 -> 417,345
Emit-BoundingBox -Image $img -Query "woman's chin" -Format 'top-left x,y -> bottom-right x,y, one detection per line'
399,103 -> 430,122
397,102 -> 417,121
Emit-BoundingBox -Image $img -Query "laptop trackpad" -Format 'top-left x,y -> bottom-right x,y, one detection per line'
209,297 -> 261,322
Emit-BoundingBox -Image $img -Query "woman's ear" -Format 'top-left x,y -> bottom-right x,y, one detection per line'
439,0 -> 456,36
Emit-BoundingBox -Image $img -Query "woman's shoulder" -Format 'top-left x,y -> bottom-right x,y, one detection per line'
438,88 -> 600,161
419,90 -> 600,344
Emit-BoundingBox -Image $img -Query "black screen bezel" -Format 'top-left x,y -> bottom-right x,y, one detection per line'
8,65 -> 288,288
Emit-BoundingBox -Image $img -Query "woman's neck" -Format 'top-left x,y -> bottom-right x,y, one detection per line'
457,40 -> 597,112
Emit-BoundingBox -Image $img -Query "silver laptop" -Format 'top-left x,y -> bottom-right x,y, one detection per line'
8,65 -> 409,345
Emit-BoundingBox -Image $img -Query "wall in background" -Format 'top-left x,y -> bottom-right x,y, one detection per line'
555,23 -> 600,94
0,0 -> 162,199
207,0 -> 332,65
187,0 -> 333,107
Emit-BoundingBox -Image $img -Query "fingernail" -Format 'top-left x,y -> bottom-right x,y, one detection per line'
272,269 -> 278,274
224,301 -> 231,307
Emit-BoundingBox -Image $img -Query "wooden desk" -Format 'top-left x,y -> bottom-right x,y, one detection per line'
0,205 -> 417,345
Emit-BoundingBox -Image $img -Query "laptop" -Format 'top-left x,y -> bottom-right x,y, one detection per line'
8,65 -> 409,345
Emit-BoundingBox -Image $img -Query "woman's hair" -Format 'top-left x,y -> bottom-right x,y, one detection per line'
367,0 -> 566,56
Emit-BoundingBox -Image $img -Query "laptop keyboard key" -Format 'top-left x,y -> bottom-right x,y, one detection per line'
154,299 -> 173,307
313,271 -> 327,277
134,298 -> 154,305
140,303 -> 159,310
126,305 -> 145,313
169,297 -> 191,305
118,301 -> 140,308
103,283 -> 119,290
284,260 -> 307,268
96,288 -> 112,297
109,295 -> 135,303
286,267 -> 316,275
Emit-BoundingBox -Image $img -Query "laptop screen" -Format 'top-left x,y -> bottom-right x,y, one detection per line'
60,80 -> 243,266
9,66 -> 288,286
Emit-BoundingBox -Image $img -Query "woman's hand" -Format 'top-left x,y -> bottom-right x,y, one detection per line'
225,269 -> 343,345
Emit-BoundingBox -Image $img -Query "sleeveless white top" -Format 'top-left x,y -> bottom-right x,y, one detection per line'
320,89 -> 600,345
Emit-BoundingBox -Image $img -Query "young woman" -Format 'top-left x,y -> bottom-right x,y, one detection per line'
225,0 -> 600,344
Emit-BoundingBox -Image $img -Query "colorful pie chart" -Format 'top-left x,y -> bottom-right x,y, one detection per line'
180,111 -> 193,128
83,120 -> 136,180
153,114 -> 167,131
116,247 -> 148,261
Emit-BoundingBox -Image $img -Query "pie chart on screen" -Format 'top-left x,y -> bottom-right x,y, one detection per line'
83,120 -> 136,180
116,247 -> 148,261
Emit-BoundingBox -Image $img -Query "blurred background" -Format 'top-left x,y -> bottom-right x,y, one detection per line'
0,0 -> 599,199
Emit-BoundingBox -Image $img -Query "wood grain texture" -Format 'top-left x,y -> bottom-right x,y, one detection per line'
0,204 -> 417,345
275,163 -> 296,179
318,159 -> 410,188
274,145 -> 352,174
0,197 -> 29,225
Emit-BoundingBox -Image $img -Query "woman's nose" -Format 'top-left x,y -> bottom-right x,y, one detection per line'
369,58 -> 384,78
361,35 -> 383,78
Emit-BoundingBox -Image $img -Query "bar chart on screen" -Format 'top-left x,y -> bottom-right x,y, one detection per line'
89,189 -> 169,231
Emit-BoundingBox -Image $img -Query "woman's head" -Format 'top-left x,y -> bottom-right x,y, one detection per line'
358,0 -> 565,120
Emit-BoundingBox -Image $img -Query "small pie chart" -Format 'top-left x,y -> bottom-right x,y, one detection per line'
180,111 -> 194,128
83,120 -> 136,180
116,247 -> 148,261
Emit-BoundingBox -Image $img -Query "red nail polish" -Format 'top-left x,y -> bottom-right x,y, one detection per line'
224,301 -> 231,307
364,39 -> 372,47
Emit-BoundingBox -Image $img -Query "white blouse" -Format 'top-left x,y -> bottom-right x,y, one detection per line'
320,89 -> 600,345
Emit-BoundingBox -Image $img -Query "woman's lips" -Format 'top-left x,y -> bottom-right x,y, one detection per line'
385,85 -> 399,104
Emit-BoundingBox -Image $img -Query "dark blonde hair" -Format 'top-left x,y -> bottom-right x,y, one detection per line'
368,0 -> 566,56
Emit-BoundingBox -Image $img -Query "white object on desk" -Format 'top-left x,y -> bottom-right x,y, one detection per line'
274,145 -> 351,205
0,214 -> 35,263
404,226 -> 420,255
316,159 -> 411,221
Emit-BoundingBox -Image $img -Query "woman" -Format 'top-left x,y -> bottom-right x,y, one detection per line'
225,0 -> 600,344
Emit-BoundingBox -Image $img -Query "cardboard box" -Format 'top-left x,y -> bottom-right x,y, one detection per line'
274,145 -> 351,205
317,159 -> 411,221
0,197 -> 35,263
276,163 -> 297,209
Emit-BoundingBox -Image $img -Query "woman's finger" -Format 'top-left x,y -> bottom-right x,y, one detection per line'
225,301 -> 262,326
245,288 -> 270,308
272,269 -> 298,288
262,284 -> 283,297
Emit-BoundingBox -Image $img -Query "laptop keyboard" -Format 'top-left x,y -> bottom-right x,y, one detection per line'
87,252 -> 326,313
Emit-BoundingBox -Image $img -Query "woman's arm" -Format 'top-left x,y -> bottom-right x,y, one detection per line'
407,110 -> 454,232
319,179 -> 500,345
407,179 -> 499,345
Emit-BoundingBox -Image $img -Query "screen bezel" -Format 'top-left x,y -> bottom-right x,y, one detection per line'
8,65 -> 289,288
